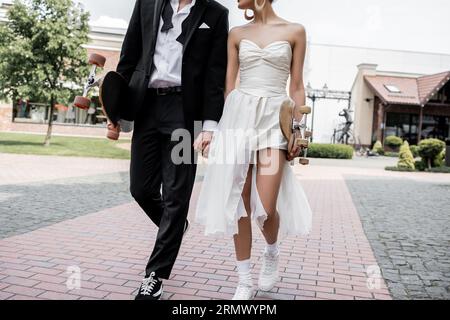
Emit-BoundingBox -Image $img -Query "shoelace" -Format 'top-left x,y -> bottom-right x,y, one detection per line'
262,253 -> 278,275
140,272 -> 158,296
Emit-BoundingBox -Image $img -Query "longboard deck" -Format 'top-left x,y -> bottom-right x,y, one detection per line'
99,71 -> 128,127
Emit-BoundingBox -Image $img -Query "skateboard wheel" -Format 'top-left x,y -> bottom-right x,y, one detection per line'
299,158 -> 310,165
305,131 -> 313,138
73,96 -> 91,110
297,139 -> 309,148
299,106 -> 312,115
88,53 -> 106,68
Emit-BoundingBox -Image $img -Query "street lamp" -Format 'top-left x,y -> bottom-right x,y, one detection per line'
306,82 -> 317,142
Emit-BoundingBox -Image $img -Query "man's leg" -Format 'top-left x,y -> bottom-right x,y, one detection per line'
129,92 -> 164,227
144,93 -> 196,279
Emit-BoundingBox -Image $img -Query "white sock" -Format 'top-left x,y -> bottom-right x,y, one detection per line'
236,259 -> 251,275
265,242 -> 279,256
236,259 -> 253,285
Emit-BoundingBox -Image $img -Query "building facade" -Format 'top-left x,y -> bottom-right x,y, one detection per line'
352,64 -> 450,147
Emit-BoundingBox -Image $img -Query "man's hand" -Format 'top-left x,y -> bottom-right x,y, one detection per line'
193,131 -> 214,158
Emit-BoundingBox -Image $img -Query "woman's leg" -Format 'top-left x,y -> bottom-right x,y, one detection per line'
232,165 -> 255,300
255,148 -> 286,292
256,148 -> 285,244
233,165 -> 253,261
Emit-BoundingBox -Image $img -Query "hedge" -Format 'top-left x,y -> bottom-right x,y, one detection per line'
308,143 -> 354,159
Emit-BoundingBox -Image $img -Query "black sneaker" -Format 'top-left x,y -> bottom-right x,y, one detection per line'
183,219 -> 190,236
135,272 -> 163,300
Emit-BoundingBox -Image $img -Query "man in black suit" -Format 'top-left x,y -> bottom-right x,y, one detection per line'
116,0 -> 228,300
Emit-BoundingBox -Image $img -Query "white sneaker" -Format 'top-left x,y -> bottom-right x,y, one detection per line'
258,250 -> 280,291
232,282 -> 255,300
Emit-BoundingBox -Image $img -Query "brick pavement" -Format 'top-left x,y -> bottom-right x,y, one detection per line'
0,153 -> 396,300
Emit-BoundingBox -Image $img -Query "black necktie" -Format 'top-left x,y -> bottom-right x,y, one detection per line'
161,0 -> 174,33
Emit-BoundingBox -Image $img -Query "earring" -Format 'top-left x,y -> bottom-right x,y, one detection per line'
244,9 -> 254,21
254,0 -> 266,12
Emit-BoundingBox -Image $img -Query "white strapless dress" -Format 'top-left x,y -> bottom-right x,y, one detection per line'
195,39 -> 312,238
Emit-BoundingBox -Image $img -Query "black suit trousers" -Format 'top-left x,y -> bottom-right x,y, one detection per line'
130,90 -> 196,279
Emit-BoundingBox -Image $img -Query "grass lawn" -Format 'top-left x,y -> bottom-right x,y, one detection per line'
0,132 -> 131,159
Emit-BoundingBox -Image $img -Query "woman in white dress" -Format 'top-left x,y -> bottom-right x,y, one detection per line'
194,0 -> 313,300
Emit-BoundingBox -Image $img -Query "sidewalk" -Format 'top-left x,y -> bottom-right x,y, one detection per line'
0,153 -> 410,300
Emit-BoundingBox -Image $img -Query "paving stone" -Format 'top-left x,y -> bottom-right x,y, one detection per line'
346,175 -> 450,300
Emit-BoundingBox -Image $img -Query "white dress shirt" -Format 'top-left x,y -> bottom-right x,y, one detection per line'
149,0 -> 217,132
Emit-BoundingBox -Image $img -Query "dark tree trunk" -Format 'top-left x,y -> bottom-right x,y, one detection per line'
44,95 -> 55,147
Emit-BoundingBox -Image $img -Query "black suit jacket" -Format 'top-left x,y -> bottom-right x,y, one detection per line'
117,0 -> 229,132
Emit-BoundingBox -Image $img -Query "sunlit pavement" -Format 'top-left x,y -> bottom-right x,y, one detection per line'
1,153 -> 448,300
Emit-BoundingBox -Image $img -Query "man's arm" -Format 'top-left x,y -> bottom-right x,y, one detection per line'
202,9 -> 229,128
116,0 -> 142,83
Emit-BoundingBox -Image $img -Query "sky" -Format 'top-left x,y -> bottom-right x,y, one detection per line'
76,0 -> 450,55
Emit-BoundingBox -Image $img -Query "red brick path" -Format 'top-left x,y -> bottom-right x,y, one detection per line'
0,161 -> 393,300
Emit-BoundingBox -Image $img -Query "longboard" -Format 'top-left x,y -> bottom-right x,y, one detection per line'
279,100 -> 312,165
73,54 -> 128,140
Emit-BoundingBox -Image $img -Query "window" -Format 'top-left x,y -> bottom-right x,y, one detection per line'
384,84 -> 402,93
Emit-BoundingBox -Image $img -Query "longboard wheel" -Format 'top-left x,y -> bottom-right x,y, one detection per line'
88,53 -> 106,68
106,123 -> 120,141
73,96 -> 91,110
299,158 -> 310,165
299,106 -> 312,115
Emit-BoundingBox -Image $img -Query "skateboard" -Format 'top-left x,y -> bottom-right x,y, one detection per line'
279,100 -> 312,165
73,53 -> 128,140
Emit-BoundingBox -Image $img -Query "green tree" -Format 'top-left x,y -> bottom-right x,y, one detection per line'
397,141 -> 415,170
0,0 -> 90,146
418,138 -> 446,169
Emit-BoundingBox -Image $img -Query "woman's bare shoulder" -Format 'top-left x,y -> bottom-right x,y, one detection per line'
229,24 -> 253,36
229,24 -> 254,43
289,22 -> 306,37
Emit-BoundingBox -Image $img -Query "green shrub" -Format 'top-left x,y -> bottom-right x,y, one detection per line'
414,160 -> 426,171
308,144 -> 354,159
385,136 -> 403,148
418,138 -> 445,169
434,149 -> 446,167
397,141 -> 415,170
372,140 -> 384,155
410,145 -> 419,158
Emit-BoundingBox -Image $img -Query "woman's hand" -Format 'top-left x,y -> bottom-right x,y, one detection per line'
193,131 -> 214,158
286,133 -> 303,161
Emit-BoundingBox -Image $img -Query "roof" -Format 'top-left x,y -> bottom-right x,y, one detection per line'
364,71 -> 450,106
417,71 -> 450,104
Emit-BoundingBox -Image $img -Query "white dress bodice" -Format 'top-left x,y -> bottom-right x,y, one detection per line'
238,39 -> 293,97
